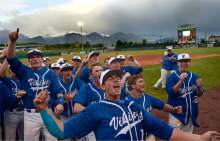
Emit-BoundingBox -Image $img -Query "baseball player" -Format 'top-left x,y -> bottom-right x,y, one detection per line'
108,57 -> 121,70
71,56 -> 82,76
166,53 -> 204,133
43,57 -> 51,67
79,51 -> 99,84
103,57 -> 110,70
0,80 -> 15,140
74,63 -> 105,141
58,63 -> 84,141
0,59 -> 26,140
116,54 -> 143,75
51,62 -> 61,76
57,58 -> 67,65
74,63 -> 105,113
108,56 -> 142,99
59,63 -> 83,117
6,29 -> 65,140
127,74 -> 182,114
126,74 -> 182,141
108,57 -> 134,100
153,46 -> 178,89
34,69 -> 220,141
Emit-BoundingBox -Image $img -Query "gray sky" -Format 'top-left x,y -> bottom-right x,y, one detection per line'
0,0 -> 219,38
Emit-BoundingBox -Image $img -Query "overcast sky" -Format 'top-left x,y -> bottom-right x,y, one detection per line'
0,0 -> 219,38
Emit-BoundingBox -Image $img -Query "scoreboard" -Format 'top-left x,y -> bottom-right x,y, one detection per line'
177,24 -> 196,45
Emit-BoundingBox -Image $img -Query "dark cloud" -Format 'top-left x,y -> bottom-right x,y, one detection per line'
2,0 -> 220,38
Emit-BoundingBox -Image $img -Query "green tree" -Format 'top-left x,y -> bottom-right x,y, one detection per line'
142,39 -> 147,46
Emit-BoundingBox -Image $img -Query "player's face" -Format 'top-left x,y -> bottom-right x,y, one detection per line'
167,50 -> 173,54
110,62 -> 121,70
178,61 -> 189,72
119,60 -> 125,67
103,75 -> 122,100
44,60 -> 50,67
28,55 -> 43,69
89,55 -> 99,64
72,60 -> 81,68
91,66 -> 103,79
133,78 -> 145,92
61,69 -> 72,79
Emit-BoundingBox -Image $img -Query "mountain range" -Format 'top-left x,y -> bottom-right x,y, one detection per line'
0,30 -> 144,45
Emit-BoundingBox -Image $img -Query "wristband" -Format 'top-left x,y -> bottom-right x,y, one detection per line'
58,96 -> 64,105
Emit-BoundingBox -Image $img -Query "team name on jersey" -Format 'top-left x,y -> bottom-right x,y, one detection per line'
28,78 -> 50,91
109,111 -> 143,137
179,85 -> 196,97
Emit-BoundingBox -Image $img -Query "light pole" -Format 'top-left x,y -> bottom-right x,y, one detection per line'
77,21 -> 84,52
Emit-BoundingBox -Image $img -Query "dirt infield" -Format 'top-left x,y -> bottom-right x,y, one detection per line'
152,87 -> 220,135
131,54 -> 219,66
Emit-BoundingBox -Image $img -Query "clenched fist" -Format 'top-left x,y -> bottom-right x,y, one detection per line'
55,104 -> 64,115
196,79 -> 203,87
64,91 -> 76,102
173,106 -> 182,114
34,90 -> 50,110
180,73 -> 188,81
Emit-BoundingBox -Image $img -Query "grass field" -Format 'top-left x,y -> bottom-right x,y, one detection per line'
20,47 -> 220,101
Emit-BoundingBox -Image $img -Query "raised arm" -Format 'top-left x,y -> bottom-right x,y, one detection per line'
127,55 -> 141,68
172,73 -> 187,93
75,56 -> 89,77
7,28 -> 19,59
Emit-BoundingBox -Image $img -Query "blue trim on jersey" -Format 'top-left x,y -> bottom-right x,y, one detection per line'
7,57 -> 64,109
0,81 -> 14,124
74,81 -> 105,107
59,76 -> 83,116
126,92 -> 165,113
0,77 -> 24,110
166,70 -> 201,126
62,99 -> 173,140
71,68 -> 77,76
